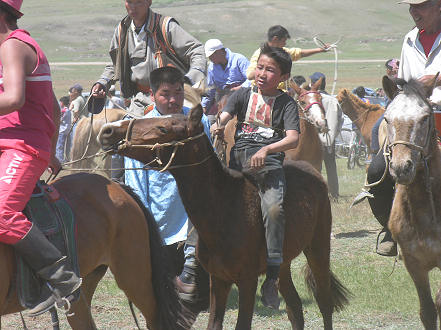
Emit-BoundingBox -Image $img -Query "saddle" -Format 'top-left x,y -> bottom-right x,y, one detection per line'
16,181 -> 80,309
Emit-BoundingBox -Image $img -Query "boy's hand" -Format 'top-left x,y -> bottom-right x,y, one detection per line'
250,148 -> 268,169
210,123 -> 225,139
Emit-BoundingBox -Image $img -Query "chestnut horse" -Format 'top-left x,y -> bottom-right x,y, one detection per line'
0,173 -> 188,330
336,88 -> 385,154
383,76 -> 441,329
214,79 -> 326,172
98,104 -> 350,329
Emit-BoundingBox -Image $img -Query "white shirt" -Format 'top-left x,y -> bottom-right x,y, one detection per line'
399,27 -> 441,104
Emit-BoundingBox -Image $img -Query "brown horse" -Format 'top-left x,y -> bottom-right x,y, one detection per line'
383,76 -> 441,329
214,80 -> 326,172
0,173 -> 188,329
70,108 -> 126,177
98,104 -> 350,329
336,88 -> 385,153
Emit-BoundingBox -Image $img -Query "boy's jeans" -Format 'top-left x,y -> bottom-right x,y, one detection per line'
229,146 -> 286,266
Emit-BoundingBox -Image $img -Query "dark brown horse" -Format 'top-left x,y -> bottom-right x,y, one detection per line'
383,76 -> 441,329
98,104 -> 350,329
0,173 -> 188,330
336,89 -> 385,154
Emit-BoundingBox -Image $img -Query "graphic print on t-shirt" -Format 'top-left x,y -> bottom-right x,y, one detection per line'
236,92 -> 277,140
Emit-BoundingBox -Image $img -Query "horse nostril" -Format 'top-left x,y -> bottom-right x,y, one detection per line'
101,126 -> 114,138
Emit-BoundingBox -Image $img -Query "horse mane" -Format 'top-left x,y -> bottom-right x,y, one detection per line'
119,183 -> 190,330
337,88 -> 384,112
400,79 -> 428,102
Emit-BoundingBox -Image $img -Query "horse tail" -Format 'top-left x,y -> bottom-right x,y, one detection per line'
303,265 -> 351,312
120,184 -> 190,330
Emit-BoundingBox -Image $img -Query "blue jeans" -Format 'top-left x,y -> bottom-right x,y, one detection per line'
229,146 -> 286,266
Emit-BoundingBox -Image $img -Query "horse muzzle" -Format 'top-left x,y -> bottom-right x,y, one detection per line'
389,158 -> 416,185
97,123 -> 124,151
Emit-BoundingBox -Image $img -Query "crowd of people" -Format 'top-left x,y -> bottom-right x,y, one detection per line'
0,0 -> 439,318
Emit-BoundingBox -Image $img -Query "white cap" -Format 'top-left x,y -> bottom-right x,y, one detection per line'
204,39 -> 224,58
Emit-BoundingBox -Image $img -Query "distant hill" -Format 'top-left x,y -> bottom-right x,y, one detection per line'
20,0 -> 412,62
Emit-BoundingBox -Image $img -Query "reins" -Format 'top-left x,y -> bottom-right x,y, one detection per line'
115,118 -> 212,172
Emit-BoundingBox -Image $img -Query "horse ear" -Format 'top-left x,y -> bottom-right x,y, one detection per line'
289,80 -> 302,96
382,75 -> 399,101
188,104 -> 203,135
312,77 -> 322,91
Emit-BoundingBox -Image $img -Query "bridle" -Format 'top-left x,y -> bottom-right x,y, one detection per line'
114,118 -> 213,172
296,91 -> 329,133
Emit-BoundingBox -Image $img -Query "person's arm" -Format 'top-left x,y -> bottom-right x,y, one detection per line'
93,25 -> 121,97
0,38 -> 32,115
300,47 -> 328,58
249,130 -> 299,168
167,21 -> 207,85
209,88 -> 244,136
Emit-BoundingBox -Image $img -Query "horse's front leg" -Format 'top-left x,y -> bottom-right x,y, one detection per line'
207,275 -> 232,330
403,254 -> 437,329
235,277 -> 258,330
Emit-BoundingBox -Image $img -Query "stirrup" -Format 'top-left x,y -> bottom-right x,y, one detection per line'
350,190 -> 374,208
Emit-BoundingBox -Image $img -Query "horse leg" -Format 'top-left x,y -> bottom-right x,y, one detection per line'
67,265 -> 108,330
207,275 -> 231,330
404,257 -> 437,329
435,281 -> 441,329
278,262 -> 304,329
235,277 -> 257,330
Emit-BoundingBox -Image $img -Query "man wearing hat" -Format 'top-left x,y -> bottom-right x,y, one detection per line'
363,0 -> 441,257
309,72 -> 343,200
0,0 -> 81,315
202,38 -> 250,124
91,0 -> 206,117
68,83 -> 86,121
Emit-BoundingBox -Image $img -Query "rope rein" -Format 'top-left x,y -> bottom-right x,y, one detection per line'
313,36 -> 341,96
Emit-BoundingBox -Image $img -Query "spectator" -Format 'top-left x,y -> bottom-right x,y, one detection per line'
55,96 -> 71,162
201,39 -> 250,124
69,83 -> 86,122
309,72 -> 343,200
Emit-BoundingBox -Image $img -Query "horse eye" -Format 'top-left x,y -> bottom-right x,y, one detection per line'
158,126 -> 168,134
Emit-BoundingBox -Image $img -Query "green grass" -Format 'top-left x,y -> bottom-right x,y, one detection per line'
3,159 -> 440,329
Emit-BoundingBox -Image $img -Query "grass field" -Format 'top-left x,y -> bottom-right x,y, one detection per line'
2,159 -> 440,329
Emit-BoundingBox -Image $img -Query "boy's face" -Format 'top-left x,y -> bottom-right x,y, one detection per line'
152,82 -> 185,115
269,36 -> 287,48
255,54 -> 289,95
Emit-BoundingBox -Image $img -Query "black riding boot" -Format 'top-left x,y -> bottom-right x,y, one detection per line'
13,224 -> 82,316
367,151 -> 397,257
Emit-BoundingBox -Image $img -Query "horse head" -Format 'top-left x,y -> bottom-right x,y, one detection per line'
290,78 -> 328,133
383,75 -> 438,184
97,104 -> 207,170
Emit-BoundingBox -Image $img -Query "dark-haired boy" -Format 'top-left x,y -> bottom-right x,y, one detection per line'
125,67 -> 211,302
211,44 -> 300,310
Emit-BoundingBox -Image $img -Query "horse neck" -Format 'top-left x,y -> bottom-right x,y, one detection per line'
169,136 -> 235,245
340,94 -> 368,129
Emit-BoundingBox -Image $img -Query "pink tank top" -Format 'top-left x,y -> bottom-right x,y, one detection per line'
0,29 -> 54,154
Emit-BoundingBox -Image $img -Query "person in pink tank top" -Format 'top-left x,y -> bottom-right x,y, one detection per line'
0,0 -> 81,316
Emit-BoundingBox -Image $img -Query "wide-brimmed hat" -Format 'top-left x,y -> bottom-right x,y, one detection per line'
398,0 -> 431,4
204,39 -> 224,58
0,0 -> 23,18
